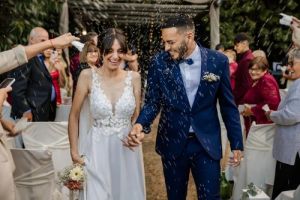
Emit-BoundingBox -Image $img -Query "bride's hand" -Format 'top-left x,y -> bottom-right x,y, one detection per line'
71,153 -> 85,165
127,124 -> 144,147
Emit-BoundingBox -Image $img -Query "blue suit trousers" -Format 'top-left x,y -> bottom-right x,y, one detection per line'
161,137 -> 221,200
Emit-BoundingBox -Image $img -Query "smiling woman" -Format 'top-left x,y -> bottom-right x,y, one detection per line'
269,48 -> 300,199
241,56 -> 281,136
68,28 -> 144,200
71,42 -> 100,94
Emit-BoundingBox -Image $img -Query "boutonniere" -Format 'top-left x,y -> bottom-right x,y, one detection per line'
202,72 -> 220,82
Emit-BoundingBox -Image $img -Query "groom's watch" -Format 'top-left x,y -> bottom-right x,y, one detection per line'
142,126 -> 151,134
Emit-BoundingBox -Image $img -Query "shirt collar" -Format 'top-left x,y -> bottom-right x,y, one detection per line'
186,44 -> 200,61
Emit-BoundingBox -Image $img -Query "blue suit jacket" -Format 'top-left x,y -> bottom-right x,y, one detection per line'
136,46 -> 243,160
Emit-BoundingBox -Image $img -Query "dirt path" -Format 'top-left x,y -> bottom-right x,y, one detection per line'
143,117 -> 230,199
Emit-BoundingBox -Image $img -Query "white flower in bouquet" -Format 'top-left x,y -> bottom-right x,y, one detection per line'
59,164 -> 85,190
69,165 -> 84,181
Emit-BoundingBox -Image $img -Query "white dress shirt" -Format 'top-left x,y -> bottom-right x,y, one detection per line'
179,45 -> 201,132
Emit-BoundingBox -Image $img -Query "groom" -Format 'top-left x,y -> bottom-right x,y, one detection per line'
129,14 -> 243,200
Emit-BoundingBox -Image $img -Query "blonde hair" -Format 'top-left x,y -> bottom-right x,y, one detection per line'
252,50 -> 266,58
224,49 -> 236,61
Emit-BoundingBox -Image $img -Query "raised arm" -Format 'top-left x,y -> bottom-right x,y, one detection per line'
0,33 -> 79,74
25,33 -> 78,60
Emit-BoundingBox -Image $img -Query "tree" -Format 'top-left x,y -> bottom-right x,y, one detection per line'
0,0 -> 61,51
220,0 -> 300,62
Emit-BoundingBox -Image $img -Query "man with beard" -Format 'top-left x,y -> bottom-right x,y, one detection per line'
128,14 -> 243,200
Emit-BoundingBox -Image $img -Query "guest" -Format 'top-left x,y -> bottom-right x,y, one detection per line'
0,33 -> 78,72
252,49 -> 267,58
224,49 -> 238,90
215,43 -> 225,52
56,48 -> 72,99
0,33 -> 78,200
43,49 -> 64,105
241,56 -> 281,136
72,42 -> 100,94
233,32 -> 254,105
9,27 -> 56,121
70,32 -> 98,95
267,49 -> 300,199
122,45 -> 139,72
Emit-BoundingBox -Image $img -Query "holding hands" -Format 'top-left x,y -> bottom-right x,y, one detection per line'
123,123 -> 145,150
228,150 -> 243,167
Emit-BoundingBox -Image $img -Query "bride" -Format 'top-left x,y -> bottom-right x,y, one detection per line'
68,28 -> 145,200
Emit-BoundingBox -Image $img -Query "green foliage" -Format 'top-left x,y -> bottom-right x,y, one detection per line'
0,0 -> 61,51
220,0 -> 300,62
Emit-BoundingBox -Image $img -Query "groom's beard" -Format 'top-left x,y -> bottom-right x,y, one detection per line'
177,40 -> 189,60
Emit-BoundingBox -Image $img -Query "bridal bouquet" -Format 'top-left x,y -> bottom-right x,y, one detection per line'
59,164 -> 85,190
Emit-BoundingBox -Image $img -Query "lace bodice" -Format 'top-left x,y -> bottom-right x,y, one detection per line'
89,69 -> 136,136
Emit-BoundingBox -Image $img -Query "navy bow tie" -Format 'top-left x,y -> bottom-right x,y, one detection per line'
179,58 -> 194,65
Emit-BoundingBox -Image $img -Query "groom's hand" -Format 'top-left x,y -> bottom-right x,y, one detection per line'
127,123 -> 144,147
231,150 -> 243,167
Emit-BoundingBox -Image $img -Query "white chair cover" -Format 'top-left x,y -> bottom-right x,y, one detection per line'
275,191 -> 294,200
11,148 -> 56,200
22,121 -> 72,172
275,185 -> 300,200
55,105 -> 71,122
21,122 -> 72,199
232,123 -> 276,200
294,185 -> 300,200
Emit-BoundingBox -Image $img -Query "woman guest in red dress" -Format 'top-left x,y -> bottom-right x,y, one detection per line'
241,56 -> 281,136
43,49 -> 64,105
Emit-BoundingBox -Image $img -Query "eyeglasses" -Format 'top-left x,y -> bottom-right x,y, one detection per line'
288,60 -> 300,67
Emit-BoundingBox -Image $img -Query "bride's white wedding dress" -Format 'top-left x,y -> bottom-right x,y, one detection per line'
78,69 -> 145,200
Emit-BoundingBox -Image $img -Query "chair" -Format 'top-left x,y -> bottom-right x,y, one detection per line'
11,148 -> 56,200
21,121 -> 72,199
21,121 -> 72,173
232,123 -> 276,200
275,185 -> 300,200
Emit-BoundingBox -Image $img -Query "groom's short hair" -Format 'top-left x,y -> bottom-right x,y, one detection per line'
161,14 -> 195,32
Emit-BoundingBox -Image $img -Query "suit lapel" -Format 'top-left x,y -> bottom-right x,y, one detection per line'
191,47 -> 208,110
34,56 -> 52,82
167,59 -> 190,108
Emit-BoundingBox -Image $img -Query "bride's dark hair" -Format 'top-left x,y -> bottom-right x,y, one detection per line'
100,28 -> 128,56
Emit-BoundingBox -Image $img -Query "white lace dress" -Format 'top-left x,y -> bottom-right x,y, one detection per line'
79,69 -> 145,200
